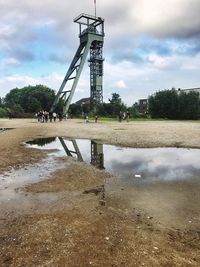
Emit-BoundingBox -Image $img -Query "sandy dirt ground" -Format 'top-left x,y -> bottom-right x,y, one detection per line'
0,118 -> 200,267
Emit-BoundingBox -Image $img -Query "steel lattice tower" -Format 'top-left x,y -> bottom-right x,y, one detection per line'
50,14 -> 105,115
89,41 -> 104,105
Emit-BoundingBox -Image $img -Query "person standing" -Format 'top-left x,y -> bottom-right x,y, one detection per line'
118,111 -> 123,122
44,111 -> 48,123
49,111 -> 53,123
123,112 -> 126,120
53,112 -> 57,122
41,111 -> 44,122
126,110 -> 130,122
58,113 -> 63,121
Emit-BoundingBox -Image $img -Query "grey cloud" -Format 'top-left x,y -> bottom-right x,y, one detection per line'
12,48 -> 35,61
48,53 -> 68,64
1,0 -> 200,43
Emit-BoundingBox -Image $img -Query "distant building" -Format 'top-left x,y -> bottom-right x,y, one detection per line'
75,97 -> 91,106
178,87 -> 200,94
134,99 -> 148,114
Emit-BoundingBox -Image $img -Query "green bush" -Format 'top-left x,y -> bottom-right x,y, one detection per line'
149,89 -> 200,120
0,107 -> 8,118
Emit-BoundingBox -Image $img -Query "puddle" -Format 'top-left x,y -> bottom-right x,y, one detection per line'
1,137 -> 200,227
0,153 -> 67,204
1,136 -> 200,204
26,137 -> 200,184
0,128 -> 14,133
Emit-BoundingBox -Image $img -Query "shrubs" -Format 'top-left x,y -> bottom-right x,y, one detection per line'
0,107 -> 8,118
149,89 -> 200,120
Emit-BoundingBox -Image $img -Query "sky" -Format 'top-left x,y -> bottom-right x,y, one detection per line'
0,0 -> 200,105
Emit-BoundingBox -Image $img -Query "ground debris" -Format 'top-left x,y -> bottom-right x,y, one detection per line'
83,185 -> 104,195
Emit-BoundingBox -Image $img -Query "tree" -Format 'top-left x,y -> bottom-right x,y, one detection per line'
105,93 -> 127,116
179,91 -> 200,120
109,93 -> 122,104
148,89 -> 200,120
4,85 -> 57,113
69,104 -> 83,116
0,107 -> 8,118
128,105 -> 140,118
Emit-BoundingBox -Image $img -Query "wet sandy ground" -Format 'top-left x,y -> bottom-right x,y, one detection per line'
0,118 -> 200,266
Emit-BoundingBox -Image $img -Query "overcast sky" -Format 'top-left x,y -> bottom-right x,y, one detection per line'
0,0 -> 200,104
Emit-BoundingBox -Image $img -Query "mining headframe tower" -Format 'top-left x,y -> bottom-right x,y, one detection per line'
51,13 -> 105,115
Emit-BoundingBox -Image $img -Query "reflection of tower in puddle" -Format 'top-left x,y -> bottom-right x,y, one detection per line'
90,141 -> 105,205
58,138 -> 104,170
91,141 -> 105,170
58,138 -> 106,205
58,137 -> 83,161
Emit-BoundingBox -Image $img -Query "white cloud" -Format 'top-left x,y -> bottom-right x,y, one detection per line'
0,57 -> 20,69
115,80 -> 127,89
0,71 -> 89,98
0,74 -> 57,96
147,54 -> 181,70
0,23 -> 15,38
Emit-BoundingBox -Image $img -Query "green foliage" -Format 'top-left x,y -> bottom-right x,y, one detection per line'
68,93 -> 127,118
109,93 -> 122,104
54,99 -> 65,114
0,107 -> 8,118
95,102 -> 127,117
149,89 -> 200,120
69,103 -> 90,117
11,104 -> 25,118
178,91 -> 200,120
127,105 -> 143,118
4,85 -> 56,114
101,92 -> 127,117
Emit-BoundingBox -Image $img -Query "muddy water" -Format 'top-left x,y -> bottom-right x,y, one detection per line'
0,152 -> 66,212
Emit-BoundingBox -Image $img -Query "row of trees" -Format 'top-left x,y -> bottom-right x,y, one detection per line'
0,87 -> 138,118
148,89 -> 200,120
0,97 -> 8,118
0,85 -> 63,118
69,93 -> 139,118
0,85 -> 200,120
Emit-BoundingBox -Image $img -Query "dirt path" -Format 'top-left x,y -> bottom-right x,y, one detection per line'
0,119 -> 200,266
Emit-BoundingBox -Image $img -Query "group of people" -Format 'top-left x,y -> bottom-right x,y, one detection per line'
35,111 -> 63,123
118,110 -> 130,122
35,110 -> 130,123
83,115 -> 98,123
